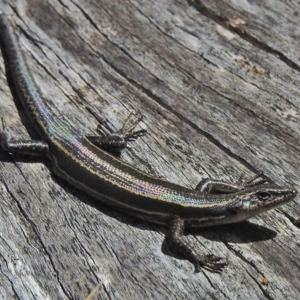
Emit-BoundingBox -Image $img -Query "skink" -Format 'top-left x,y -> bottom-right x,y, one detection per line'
0,15 -> 297,272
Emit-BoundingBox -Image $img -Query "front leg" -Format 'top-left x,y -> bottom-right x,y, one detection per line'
196,173 -> 267,193
86,113 -> 147,154
168,217 -> 227,272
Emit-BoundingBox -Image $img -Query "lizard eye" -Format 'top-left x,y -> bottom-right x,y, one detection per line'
257,192 -> 271,201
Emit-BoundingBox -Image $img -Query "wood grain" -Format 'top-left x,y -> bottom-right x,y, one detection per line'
0,0 -> 299,299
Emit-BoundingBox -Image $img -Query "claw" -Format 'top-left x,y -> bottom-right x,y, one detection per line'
117,113 -> 147,142
242,172 -> 268,188
119,114 -> 143,133
195,254 -> 227,273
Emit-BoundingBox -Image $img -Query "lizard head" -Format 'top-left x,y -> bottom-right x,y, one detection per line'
227,184 -> 297,223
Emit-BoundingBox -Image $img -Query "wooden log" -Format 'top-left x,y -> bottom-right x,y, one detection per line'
0,0 -> 299,299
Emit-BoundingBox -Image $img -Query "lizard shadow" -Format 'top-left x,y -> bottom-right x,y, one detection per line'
187,221 -> 277,243
161,221 -> 277,262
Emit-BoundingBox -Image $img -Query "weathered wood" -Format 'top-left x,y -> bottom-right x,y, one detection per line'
0,0 -> 299,299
